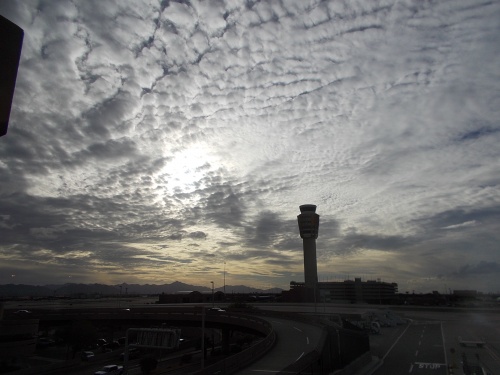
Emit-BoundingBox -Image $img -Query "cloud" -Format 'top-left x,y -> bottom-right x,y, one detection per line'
441,221 -> 478,230
453,261 -> 500,277
0,0 -> 499,292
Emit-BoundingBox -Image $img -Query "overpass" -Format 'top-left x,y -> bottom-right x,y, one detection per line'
9,305 -> 371,374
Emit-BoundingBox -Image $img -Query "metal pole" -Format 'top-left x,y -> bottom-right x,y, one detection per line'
211,281 -> 214,307
124,328 -> 130,375
201,306 -> 205,370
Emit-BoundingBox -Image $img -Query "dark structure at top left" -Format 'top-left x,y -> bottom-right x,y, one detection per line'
0,15 -> 24,137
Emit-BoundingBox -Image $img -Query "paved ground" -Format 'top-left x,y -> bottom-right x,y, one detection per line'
234,317 -> 324,375
366,309 -> 500,375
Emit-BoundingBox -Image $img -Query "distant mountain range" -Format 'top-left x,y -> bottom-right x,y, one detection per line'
0,281 -> 283,297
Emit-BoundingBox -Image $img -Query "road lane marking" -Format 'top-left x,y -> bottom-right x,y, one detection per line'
294,327 -> 302,332
485,345 -> 500,361
409,363 -> 413,373
296,352 -> 305,361
251,370 -> 295,373
306,336 -> 310,345
415,350 -> 419,357
414,362 -> 446,369
382,323 -> 412,361
440,322 -> 448,368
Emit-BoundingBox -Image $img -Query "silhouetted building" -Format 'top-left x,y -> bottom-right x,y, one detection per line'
292,205 -> 399,304
319,278 -> 398,304
297,204 -> 320,302
283,278 -> 398,304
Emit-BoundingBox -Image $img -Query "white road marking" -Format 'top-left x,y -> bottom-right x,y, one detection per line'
440,322 -> 448,368
294,327 -> 302,332
382,323 -> 412,361
409,363 -> 414,373
414,362 -> 446,369
415,350 -> 419,357
306,336 -> 310,345
485,345 -> 500,361
296,352 -> 305,361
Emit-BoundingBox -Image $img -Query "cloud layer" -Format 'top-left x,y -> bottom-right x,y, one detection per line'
1,0 -> 499,292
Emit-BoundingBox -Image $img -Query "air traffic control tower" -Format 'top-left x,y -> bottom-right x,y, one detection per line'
297,204 -> 319,297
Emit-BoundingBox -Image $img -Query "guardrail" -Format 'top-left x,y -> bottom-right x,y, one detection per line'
28,307 -> 271,332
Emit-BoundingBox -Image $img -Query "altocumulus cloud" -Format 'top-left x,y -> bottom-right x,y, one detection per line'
0,0 -> 499,292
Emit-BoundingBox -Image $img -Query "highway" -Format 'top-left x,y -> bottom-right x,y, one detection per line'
368,309 -> 500,375
373,321 -> 447,374
253,303 -> 499,375
234,317 -> 324,374
4,299 -> 500,374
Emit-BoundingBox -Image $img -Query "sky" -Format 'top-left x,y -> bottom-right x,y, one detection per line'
0,0 -> 499,294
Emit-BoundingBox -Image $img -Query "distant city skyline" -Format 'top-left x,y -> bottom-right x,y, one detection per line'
0,1 -> 499,293
1,278 -> 496,296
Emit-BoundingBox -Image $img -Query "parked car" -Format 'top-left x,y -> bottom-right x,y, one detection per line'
120,347 -> 141,361
110,340 -> 120,349
81,351 -> 95,361
36,337 -> 55,348
101,343 -> 113,353
94,364 -> 123,375
208,307 -> 226,312
14,309 -> 31,314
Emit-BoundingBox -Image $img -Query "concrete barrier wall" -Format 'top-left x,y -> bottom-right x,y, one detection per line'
192,316 -> 276,375
331,351 -> 373,375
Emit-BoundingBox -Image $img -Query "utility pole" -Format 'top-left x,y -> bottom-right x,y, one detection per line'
210,281 -> 214,307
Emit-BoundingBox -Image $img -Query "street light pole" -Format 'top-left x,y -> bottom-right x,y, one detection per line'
223,262 -> 226,295
210,281 -> 214,307
201,306 -> 205,370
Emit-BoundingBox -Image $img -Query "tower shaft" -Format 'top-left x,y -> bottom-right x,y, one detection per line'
302,237 -> 318,288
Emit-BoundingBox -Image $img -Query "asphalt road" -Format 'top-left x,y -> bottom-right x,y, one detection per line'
369,309 -> 500,375
373,321 -> 447,375
234,317 -> 324,375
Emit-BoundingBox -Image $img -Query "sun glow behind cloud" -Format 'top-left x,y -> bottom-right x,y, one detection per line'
160,145 -> 217,195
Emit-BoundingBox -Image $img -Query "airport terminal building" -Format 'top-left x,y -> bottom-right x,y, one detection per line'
318,278 -> 398,304
293,205 -> 398,304
284,278 -> 399,304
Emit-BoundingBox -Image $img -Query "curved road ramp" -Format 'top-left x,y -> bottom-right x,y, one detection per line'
195,309 -> 371,375
5,307 -> 372,375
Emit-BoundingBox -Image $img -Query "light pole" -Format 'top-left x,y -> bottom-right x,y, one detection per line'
210,281 -> 214,307
223,262 -> 226,295
119,285 -> 122,308
201,306 -> 205,370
